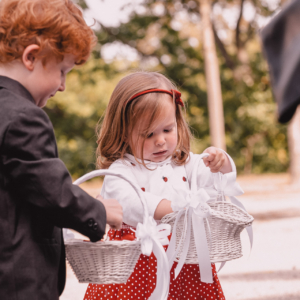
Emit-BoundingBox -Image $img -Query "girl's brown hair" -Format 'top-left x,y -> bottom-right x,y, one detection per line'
96,71 -> 192,169
0,0 -> 96,65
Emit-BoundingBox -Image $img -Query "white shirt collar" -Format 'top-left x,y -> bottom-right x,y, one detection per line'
124,153 -> 172,168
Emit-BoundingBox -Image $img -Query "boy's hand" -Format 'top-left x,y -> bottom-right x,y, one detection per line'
97,195 -> 123,230
203,147 -> 232,174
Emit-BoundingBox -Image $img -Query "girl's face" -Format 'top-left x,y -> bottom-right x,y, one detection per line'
130,95 -> 178,162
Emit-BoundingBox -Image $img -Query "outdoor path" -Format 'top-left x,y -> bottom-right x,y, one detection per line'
60,174 -> 300,300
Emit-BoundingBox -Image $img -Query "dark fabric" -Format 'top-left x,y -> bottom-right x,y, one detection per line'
261,0 -> 300,123
0,76 -> 107,300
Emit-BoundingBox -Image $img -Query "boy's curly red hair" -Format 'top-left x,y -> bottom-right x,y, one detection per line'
0,0 -> 97,65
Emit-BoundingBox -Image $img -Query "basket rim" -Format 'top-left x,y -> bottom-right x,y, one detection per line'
208,199 -> 254,222
65,239 -> 140,246
161,200 -> 254,224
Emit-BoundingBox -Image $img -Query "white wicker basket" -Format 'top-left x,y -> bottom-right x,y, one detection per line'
65,170 -> 147,285
65,239 -> 141,284
161,198 -> 254,264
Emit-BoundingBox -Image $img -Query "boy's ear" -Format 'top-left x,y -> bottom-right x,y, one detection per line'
22,45 -> 40,71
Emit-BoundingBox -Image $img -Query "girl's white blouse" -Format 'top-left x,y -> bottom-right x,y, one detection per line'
100,152 -> 237,227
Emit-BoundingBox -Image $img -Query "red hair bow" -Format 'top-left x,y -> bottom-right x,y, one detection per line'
171,89 -> 184,107
125,88 -> 184,107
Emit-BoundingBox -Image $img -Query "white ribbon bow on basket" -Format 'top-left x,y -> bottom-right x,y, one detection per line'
166,153 -> 253,283
71,170 -> 171,300
167,185 -> 213,283
166,153 -> 214,283
135,217 -> 171,300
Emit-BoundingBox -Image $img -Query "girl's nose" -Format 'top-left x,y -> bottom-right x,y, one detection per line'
155,134 -> 166,146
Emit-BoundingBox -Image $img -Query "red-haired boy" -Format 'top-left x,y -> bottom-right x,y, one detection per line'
0,1 -> 122,299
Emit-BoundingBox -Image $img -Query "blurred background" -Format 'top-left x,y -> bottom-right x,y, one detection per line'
47,0 -> 289,178
57,1 -> 300,300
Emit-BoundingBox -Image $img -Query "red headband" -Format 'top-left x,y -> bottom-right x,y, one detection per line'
125,89 -> 184,107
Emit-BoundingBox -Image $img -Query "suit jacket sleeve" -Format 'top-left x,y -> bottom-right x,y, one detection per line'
2,106 -> 106,242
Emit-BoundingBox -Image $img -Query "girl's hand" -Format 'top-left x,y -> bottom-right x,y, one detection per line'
202,147 -> 232,174
154,199 -> 173,220
97,195 -> 123,230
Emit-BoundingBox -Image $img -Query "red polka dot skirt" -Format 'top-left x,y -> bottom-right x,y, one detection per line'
83,225 -> 226,300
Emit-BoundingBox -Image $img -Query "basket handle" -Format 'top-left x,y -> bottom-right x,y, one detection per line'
190,153 -> 209,192
73,169 -> 171,300
73,170 -> 149,224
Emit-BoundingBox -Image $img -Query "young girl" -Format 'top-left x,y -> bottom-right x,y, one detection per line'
84,71 -> 237,300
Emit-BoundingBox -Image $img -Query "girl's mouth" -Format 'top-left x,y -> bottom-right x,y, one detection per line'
153,150 -> 167,156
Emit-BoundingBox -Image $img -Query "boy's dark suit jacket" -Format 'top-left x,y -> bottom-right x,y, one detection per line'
0,76 -> 107,300
261,0 -> 300,123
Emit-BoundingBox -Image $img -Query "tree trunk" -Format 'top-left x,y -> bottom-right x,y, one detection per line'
288,105 -> 300,185
199,0 -> 226,150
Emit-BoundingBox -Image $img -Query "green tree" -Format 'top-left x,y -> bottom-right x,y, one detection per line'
46,0 -> 288,177
44,58 -> 128,177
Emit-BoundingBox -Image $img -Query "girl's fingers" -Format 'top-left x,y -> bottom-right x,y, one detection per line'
208,156 -> 218,167
203,147 -> 216,158
210,159 -> 223,173
203,152 -> 217,167
210,153 -> 225,167
203,148 -> 225,171
204,152 -> 226,172
206,152 -> 216,162
203,157 -> 210,166
212,153 -> 225,166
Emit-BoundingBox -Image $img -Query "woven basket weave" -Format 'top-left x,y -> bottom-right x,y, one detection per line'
65,239 -> 141,284
161,198 -> 254,264
65,170 -> 147,284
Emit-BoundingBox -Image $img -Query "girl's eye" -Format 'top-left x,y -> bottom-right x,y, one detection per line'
147,133 -> 153,138
164,126 -> 174,133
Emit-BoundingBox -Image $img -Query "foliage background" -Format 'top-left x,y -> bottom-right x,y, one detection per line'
45,0 -> 288,178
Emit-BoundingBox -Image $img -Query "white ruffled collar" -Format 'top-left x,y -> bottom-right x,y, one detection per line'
124,153 -> 172,168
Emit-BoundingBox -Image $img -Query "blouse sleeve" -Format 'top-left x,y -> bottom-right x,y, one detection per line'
100,161 -> 164,227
